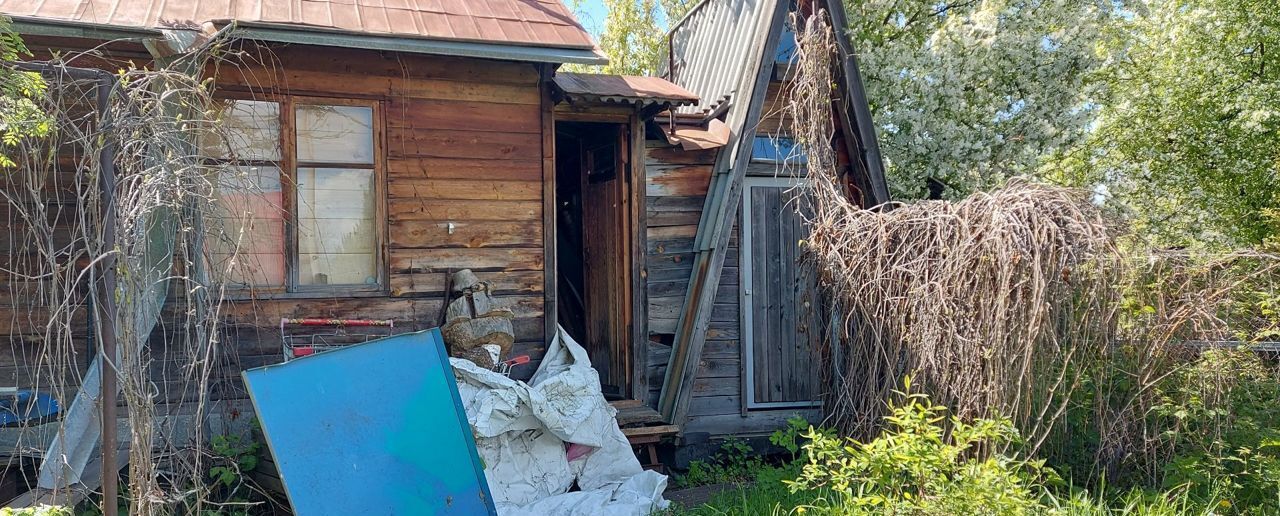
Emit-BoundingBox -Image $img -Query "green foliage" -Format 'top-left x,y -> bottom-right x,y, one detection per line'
1046,0 -> 1280,247
0,507 -> 73,516
673,438 -> 769,489
787,379 -> 1054,514
208,434 -> 260,488
1155,349 -> 1280,512
0,15 -> 50,168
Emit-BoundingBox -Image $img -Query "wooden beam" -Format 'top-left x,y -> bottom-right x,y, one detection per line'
540,65 -> 559,347
629,111 -> 651,403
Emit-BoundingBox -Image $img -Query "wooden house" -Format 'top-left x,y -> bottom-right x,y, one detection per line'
645,0 -> 889,438
0,0 -> 888,491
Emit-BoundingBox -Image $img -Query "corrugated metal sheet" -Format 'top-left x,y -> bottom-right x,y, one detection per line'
554,72 -> 699,107
0,0 -> 599,52
661,0 -> 777,115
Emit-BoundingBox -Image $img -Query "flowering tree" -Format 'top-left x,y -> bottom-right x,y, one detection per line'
845,0 -> 1116,199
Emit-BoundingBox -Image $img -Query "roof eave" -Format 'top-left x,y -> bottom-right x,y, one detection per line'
11,16 -> 163,41
228,23 -> 609,65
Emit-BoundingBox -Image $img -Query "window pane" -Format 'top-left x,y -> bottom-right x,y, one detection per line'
296,105 -> 374,164
211,165 -> 286,287
203,100 -> 281,161
295,167 -> 377,286
751,136 -> 807,164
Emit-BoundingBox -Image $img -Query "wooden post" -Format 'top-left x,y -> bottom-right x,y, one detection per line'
540,65 -> 558,346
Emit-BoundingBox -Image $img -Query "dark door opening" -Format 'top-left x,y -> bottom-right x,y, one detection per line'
555,121 -> 632,399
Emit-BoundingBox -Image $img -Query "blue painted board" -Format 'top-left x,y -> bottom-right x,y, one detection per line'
242,328 -> 496,515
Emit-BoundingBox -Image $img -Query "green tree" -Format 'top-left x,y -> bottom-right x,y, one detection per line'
1049,0 -> 1280,247
0,15 -> 49,168
569,0 -> 696,76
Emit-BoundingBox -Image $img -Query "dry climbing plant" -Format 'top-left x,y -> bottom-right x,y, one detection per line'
785,8 -> 1280,480
2,38 -> 282,514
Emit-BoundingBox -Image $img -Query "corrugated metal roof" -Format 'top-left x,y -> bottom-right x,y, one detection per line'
661,0 -> 777,115
554,72 -> 699,107
0,0 -> 599,51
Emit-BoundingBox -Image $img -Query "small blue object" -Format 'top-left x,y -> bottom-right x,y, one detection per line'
0,390 -> 60,427
243,328 -> 496,515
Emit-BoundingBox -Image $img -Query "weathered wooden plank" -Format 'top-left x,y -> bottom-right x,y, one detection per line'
645,145 -> 719,165
388,199 -> 541,222
216,66 -> 541,105
647,164 -> 713,197
389,270 -> 543,297
387,127 -> 542,160
689,395 -> 741,417
388,178 -> 541,202
389,247 -> 545,273
695,355 -> 738,379
232,44 -> 541,85
647,195 -> 706,213
646,210 -> 702,227
388,157 -> 543,182
389,220 -> 542,249
387,98 -> 541,134
683,409 -> 821,437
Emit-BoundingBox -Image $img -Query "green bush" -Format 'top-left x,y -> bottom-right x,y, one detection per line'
1156,349 -> 1280,512
0,507 -> 72,516
787,379 -> 1054,515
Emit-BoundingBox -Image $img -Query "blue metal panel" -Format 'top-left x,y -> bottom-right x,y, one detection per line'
243,328 -> 496,515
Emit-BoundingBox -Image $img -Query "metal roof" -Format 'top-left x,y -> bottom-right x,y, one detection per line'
553,72 -> 699,108
661,0 -> 778,115
1,0 -> 604,60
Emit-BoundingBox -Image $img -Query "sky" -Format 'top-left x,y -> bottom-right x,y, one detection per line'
572,0 -> 609,38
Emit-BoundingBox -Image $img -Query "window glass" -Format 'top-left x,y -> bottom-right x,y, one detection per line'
296,105 -> 374,164
203,100 -> 281,161
751,136 -> 807,164
212,165 -> 286,287
295,168 -> 377,286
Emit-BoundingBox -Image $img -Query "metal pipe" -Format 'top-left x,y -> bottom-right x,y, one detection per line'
94,71 -> 120,516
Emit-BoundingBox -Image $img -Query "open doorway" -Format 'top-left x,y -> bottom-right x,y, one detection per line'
555,121 -> 633,400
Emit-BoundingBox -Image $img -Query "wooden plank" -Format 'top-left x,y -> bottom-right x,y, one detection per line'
647,210 -> 702,227
390,270 -> 543,297
389,248 -> 545,273
216,66 -> 542,105
388,157 -> 543,182
388,179 -> 542,201
539,67 -> 558,351
389,220 -> 542,249
647,164 -> 713,197
388,199 -> 541,222
387,127 -> 541,160
620,424 -> 680,438
630,114 -> 650,402
683,409 -> 819,437
689,395 -> 741,417
387,98 -> 541,134
231,44 -> 541,85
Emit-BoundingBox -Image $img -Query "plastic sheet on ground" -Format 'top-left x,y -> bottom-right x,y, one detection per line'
452,326 -> 669,516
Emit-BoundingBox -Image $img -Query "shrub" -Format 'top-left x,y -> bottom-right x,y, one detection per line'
1156,349 -> 1280,512
787,379 -> 1054,515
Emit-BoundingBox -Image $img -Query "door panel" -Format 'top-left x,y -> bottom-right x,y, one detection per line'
742,177 -> 821,407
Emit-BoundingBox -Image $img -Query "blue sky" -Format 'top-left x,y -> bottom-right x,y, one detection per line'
572,0 -> 609,38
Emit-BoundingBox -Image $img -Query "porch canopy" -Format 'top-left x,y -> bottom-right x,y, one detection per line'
552,72 -> 699,112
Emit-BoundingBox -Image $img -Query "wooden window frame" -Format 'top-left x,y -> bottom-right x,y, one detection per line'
214,94 -> 388,299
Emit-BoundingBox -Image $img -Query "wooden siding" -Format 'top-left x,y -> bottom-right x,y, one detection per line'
0,43 -> 551,405
216,45 -> 549,383
644,140 -> 716,336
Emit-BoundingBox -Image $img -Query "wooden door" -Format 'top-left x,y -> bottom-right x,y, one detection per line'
580,125 -> 632,398
740,176 -> 822,408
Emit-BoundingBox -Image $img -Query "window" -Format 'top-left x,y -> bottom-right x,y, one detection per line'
750,135 -> 807,164
206,97 -> 382,294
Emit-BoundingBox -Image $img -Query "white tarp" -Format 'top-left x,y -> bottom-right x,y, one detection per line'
451,326 -> 669,516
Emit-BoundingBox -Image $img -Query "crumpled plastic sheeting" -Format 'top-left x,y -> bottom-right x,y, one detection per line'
452,326 -> 670,516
